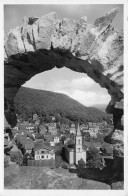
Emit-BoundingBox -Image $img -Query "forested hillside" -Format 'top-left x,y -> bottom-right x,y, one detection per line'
14,87 -> 110,123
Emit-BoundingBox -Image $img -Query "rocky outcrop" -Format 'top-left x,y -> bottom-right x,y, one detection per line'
4,8 -> 124,179
4,8 -> 123,103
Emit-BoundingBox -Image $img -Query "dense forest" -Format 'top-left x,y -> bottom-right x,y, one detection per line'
14,87 -> 111,123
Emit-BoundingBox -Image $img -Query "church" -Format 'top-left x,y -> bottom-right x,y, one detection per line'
64,124 -> 86,165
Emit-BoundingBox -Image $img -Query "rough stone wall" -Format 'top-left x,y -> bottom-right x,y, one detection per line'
4,8 -> 124,176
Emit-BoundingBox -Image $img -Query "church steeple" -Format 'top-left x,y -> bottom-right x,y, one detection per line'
75,123 -> 82,164
76,123 -> 81,136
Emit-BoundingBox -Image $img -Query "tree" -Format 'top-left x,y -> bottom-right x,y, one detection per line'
86,146 -> 103,169
10,150 -> 23,166
23,153 -> 28,166
45,114 -> 52,123
78,158 -> 86,167
61,136 -> 66,144
55,155 -> 62,168
97,133 -> 104,143
83,132 -> 90,142
40,116 -> 45,124
61,117 -> 69,124
55,113 -> 61,123
70,133 -> 75,140
55,149 -> 62,156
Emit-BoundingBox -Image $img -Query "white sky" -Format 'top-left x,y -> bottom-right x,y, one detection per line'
4,4 -> 123,106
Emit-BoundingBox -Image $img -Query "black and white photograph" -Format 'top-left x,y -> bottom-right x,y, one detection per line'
1,0 -> 128,195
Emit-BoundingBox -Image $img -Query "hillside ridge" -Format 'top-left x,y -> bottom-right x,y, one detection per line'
14,86 -> 110,123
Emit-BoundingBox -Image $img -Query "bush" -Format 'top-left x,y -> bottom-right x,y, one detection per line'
86,146 -> 103,169
61,162 -> 68,169
55,155 -> 62,168
10,150 -> 23,166
55,149 -> 62,156
78,158 -> 86,167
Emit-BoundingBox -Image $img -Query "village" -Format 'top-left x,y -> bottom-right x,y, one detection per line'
4,113 -> 114,170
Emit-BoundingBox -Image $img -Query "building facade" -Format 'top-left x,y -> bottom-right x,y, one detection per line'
34,142 -> 55,160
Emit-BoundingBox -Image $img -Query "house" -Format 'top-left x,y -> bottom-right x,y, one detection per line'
65,124 -> 86,165
88,122 -> 98,127
51,129 -> 57,135
46,123 -> 57,135
18,124 -> 28,131
35,119 -> 40,126
50,116 -> 56,122
33,113 -> 38,121
44,134 -> 60,146
16,135 -> 34,154
34,141 -> 55,160
39,124 -> 47,135
71,123 -> 75,128
70,123 -> 76,134
50,141 -> 55,146
44,134 -> 54,143
54,135 -> 60,144
26,125 -> 35,132
60,124 -> 69,134
27,132 -> 36,141
80,124 -> 89,131
88,125 -> 99,138
70,127 -> 76,134
61,124 -> 69,130
22,121 -> 29,125
24,141 -> 34,154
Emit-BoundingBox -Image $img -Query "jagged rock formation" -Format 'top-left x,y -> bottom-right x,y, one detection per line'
4,8 -> 123,180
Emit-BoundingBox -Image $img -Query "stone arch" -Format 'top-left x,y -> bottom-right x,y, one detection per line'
4,8 -> 123,125
4,8 -> 123,178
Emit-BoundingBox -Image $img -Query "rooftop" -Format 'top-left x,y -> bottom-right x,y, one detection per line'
34,141 -> 55,151
25,142 -> 34,150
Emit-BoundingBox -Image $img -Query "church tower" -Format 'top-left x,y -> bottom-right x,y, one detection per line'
75,123 -> 82,164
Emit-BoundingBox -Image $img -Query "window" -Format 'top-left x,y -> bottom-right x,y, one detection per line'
36,155 -> 39,160
42,150 -> 44,153
78,148 -> 80,152
41,155 -> 44,159
78,139 -> 80,145
47,155 -> 48,159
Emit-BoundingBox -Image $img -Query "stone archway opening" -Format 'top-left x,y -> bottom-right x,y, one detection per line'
4,8 -> 124,180
22,67 -> 111,107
